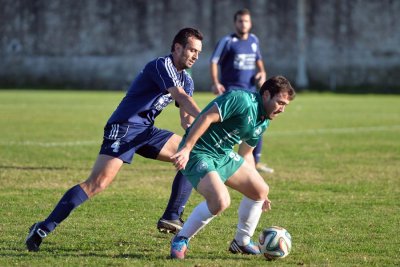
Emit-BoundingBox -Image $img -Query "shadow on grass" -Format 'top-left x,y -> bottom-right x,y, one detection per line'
0,243 -> 257,261
0,165 -> 70,171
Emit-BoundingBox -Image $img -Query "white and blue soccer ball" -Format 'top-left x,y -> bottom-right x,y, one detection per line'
258,226 -> 292,260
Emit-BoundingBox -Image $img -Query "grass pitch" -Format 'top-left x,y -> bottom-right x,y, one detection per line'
0,90 -> 399,266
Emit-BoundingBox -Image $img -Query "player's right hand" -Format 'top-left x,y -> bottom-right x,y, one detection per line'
171,147 -> 190,170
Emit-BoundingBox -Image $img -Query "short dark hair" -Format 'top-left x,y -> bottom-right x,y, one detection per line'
259,76 -> 296,100
234,8 -> 251,22
171,28 -> 203,52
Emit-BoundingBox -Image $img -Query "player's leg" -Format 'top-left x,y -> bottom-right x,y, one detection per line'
154,133 -> 182,161
26,155 -> 123,252
140,131 -> 193,234
252,137 -> 263,164
171,171 -> 228,259
158,171 -> 193,233
26,123 -> 136,252
225,160 -> 270,254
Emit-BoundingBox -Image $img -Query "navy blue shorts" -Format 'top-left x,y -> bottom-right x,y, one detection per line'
99,123 -> 174,164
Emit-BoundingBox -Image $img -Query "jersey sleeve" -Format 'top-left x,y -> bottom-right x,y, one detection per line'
252,34 -> 262,61
153,57 -> 183,91
175,73 -> 194,107
244,136 -> 260,148
244,120 -> 269,147
210,36 -> 231,64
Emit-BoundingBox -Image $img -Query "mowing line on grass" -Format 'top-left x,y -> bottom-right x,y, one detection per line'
1,125 -> 399,147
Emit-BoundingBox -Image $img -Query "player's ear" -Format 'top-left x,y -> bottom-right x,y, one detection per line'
174,43 -> 183,53
262,90 -> 270,101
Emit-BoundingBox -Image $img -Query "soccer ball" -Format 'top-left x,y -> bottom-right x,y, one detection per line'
258,226 -> 292,260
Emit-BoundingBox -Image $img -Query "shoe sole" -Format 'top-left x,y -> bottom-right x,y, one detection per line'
157,224 -> 182,234
157,220 -> 183,234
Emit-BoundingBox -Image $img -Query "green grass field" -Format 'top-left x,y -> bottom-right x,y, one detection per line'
0,90 -> 399,266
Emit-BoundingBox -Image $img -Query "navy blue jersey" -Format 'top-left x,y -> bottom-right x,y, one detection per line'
108,55 -> 194,125
210,33 -> 262,92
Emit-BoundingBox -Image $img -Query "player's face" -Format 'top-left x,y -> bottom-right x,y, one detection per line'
263,91 -> 291,120
235,14 -> 252,36
175,37 -> 202,70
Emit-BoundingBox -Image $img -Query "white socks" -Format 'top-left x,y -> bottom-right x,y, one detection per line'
235,196 -> 264,246
178,197 -> 263,244
178,201 -> 215,239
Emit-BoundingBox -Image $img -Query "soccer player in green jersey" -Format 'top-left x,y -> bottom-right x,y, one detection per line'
169,76 -> 296,259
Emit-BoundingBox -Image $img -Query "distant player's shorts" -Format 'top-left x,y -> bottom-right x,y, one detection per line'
181,151 -> 244,189
99,123 -> 174,164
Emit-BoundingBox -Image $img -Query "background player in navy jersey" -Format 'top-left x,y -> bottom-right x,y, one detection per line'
210,8 -> 273,174
25,28 -> 203,252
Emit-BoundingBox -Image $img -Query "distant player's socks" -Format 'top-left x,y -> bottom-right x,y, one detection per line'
162,172 -> 193,220
235,197 -> 264,246
178,201 -> 215,239
41,184 -> 88,232
253,136 -> 263,163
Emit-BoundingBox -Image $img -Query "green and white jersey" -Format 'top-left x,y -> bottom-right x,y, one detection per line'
186,90 -> 269,157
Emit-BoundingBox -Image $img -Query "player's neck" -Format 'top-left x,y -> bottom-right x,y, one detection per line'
236,32 -> 249,40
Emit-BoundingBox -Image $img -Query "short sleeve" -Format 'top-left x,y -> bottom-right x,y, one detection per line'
152,57 -> 183,91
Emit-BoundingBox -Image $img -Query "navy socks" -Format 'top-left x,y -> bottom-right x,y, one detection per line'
41,184 -> 88,233
162,171 -> 193,220
253,136 -> 263,163
40,173 -> 192,232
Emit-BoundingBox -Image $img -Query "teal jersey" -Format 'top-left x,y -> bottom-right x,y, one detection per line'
185,90 -> 269,157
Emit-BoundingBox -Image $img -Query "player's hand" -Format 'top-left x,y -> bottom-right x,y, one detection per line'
255,72 -> 266,89
211,83 -> 225,95
171,147 -> 190,170
262,198 -> 271,212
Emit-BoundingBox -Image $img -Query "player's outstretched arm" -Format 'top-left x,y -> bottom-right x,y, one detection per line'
168,86 -> 201,118
179,108 -> 195,130
171,104 -> 220,170
210,63 -> 225,95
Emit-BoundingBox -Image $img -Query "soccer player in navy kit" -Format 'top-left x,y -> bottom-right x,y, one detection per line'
157,9 -> 271,234
25,28 -> 203,252
211,8 -> 273,174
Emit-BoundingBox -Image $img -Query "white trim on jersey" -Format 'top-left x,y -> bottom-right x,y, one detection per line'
164,57 -> 182,88
214,102 -> 223,122
210,35 -> 232,64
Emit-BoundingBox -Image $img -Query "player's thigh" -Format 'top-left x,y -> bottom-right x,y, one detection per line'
225,160 -> 269,201
81,154 -> 123,196
197,171 -> 231,215
156,134 -> 182,162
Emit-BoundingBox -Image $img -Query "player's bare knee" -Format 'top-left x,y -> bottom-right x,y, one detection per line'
208,195 -> 230,215
253,183 -> 269,201
215,196 -> 231,215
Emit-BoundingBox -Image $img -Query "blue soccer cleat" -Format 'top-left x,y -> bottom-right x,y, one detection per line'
170,235 -> 189,259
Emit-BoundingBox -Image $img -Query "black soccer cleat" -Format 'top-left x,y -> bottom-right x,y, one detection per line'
25,222 -> 48,252
157,218 -> 184,234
